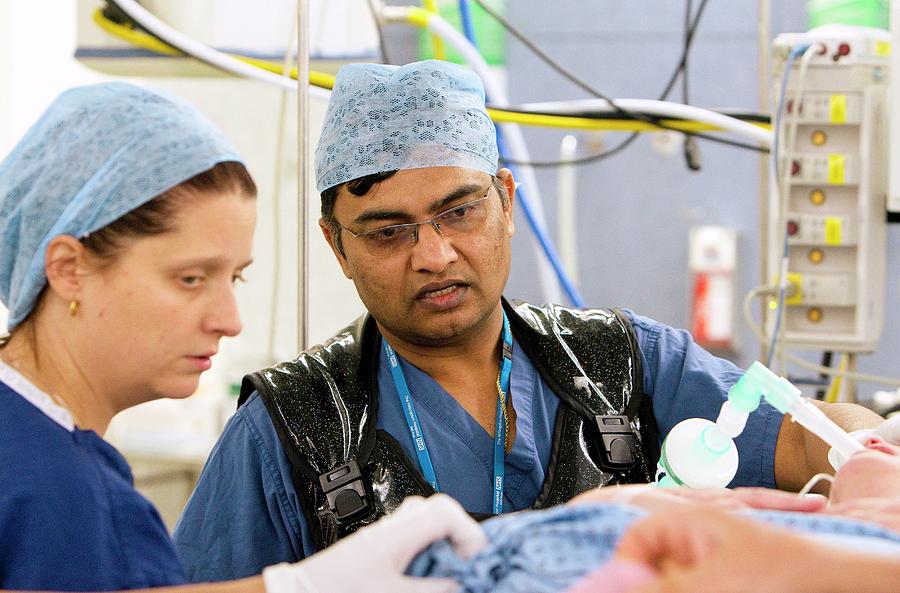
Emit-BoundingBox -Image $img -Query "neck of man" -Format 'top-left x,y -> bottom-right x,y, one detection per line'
1,317 -> 116,435
379,302 -> 505,383
378,302 -> 514,437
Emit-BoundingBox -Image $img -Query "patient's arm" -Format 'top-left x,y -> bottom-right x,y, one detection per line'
570,484 -> 825,514
615,506 -> 900,593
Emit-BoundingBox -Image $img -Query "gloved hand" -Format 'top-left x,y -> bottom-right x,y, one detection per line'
828,414 -> 900,469
262,494 -> 487,593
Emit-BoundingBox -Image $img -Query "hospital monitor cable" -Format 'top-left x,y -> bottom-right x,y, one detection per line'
742,286 -> 900,389
766,44 -> 816,371
467,0 -> 771,165
93,5 -> 771,144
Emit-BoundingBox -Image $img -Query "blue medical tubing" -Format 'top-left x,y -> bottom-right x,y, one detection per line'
767,45 -> 809,366
459,0 -> 478,44
458,1 -> 585,307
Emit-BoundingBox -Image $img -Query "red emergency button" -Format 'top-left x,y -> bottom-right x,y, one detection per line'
787,220 -> 799,236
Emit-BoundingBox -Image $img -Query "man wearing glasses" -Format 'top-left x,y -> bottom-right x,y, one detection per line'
174,60 -> 882,582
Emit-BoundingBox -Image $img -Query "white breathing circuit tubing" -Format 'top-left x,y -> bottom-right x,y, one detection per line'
111,0 -> 331,99
517,98 -> 773,147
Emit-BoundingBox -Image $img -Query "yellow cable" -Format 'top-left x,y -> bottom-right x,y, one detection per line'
405,6 -> 433,29
422,0 -> 447,60
93,8 -> 770,134
488,108 -> 770,133
92,10 -> 181,56
824,354 -> 848,403
93,9 -> 337,90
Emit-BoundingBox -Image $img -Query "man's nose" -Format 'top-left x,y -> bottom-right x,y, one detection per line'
409,221 -> 458,273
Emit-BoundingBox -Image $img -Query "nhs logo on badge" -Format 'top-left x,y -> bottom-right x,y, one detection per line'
416,437 -> 425,451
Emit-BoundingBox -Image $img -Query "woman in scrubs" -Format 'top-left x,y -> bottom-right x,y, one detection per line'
0,82 -> 483,593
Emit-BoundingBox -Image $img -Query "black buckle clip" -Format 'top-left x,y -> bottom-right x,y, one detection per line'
594,414 -> 638,470
319,460 -> 373,524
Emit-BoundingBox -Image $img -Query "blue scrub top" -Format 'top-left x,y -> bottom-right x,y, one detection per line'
173,310 -> 783,582
0,381 -> 186,590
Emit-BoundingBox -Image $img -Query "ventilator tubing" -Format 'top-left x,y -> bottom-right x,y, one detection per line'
766,384 -> 865,463
656,361 -> 863,488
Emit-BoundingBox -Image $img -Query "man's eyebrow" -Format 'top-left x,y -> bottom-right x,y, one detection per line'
352,182 -> 486,225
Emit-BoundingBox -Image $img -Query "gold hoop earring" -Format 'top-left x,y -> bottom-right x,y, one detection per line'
69,300 -> 79,317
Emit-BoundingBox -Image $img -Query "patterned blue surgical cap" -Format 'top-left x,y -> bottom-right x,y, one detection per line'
314,60 -> 499,194
0,82 -> 244,331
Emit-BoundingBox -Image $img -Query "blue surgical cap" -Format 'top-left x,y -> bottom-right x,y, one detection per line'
315,60 -> 499,194
0,82 -> 243,331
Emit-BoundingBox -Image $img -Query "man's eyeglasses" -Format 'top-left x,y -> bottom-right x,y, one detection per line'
331,188 -> 494,257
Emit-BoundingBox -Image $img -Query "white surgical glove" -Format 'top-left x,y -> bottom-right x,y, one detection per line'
828,414 -> 900,469
262,494 -> 487,593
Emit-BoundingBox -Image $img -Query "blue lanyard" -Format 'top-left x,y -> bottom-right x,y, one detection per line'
384,311 -> 514,514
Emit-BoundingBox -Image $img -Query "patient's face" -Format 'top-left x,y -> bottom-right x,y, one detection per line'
829,436 -> 900,504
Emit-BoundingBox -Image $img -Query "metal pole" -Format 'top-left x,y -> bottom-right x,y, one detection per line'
757,0 -> 770,362
297,0 -> 310,352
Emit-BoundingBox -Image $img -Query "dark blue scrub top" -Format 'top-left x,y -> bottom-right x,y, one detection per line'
0,381 -> 186,590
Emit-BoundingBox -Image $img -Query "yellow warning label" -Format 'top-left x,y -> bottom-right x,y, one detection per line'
829,95 -> 847,124
876,41 -> 891,56
825,217 -> 843,245
827,154 -> 845,185
785,273 -> 803,305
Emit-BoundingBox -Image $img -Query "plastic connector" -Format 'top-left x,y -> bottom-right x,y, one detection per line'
761,377 -> 803,414
715,400 -> 749,438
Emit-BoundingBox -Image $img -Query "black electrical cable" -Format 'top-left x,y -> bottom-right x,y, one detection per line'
816,351 -> 834,400
659,0 -> 711,101
475,0 -> 764,167
500,134 -> 640,167
469,0 -> 667,125
681,0 -> 701,171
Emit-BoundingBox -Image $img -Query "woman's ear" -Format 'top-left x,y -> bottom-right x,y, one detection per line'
43,235 -> 90,300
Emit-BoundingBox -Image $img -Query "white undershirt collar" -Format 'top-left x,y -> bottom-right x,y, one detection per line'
0,358 -> 75,432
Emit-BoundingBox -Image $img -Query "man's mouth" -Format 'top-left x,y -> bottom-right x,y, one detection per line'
421,284 -> 458,299
416,281 -> 466,300
414,281 -> 470,310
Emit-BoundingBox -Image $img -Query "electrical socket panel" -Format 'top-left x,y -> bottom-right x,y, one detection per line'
769,27 -> 888,352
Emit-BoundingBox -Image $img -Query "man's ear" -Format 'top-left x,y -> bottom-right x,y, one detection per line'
496,168 -> 516,237
44,235 -> 90,300
319,218 -> 353,279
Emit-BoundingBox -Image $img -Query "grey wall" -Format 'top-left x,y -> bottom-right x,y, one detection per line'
384,2 -> 899,400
